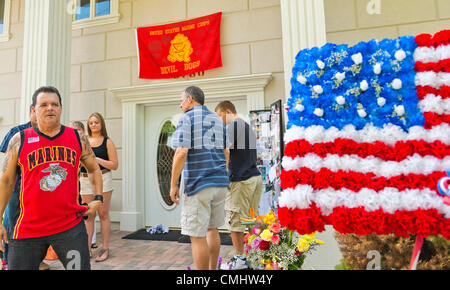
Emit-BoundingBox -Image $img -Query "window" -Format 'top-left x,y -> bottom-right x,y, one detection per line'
72,0 -> 119,29
0,0 -> 11,42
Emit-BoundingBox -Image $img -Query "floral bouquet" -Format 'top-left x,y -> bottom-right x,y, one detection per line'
242,209 -> 324,270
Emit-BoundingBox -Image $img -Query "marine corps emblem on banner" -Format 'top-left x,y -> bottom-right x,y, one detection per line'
136,12 -> 222,79
168,33 -> 194,63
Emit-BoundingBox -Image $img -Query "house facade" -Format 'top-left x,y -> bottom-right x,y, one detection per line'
0,0 -> 449,269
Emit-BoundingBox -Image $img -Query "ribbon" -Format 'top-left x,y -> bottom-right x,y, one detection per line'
408,236 -> 424,270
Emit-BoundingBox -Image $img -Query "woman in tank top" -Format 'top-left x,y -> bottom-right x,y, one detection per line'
80,112 -> 118,262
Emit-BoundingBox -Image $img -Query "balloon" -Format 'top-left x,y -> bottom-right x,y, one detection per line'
437,176 -> 450,197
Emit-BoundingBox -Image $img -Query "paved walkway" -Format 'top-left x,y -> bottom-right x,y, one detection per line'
44,229 -> 235,270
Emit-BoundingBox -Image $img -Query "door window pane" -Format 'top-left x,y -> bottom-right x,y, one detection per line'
95,0 -> 110,17
75,0 -> 90,20
157,121 -> 177,207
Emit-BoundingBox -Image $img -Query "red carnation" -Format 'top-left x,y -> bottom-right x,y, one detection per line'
331,207 -> 353,234
313,169 -> 333,190
439,59 -> 450,73
439,219 -> 450,240
424,112 -> 443,129
441,85 -> 450,99
415,33 -> 433,47
298,167 -> 315,185
280,170 -> 297,190
259,240 -> 271,251
431,29 -> 450,47
414,209 -> 440,237
277,207 -> 294,230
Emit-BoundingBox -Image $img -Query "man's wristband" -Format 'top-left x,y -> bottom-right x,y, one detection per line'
93,195 -> 104,203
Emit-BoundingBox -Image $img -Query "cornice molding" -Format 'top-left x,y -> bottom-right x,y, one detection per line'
110,73 -> 273,104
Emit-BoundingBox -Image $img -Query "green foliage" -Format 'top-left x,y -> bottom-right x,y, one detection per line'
334,259 -> 352,270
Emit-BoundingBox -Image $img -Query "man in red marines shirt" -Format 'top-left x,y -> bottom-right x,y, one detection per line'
0,86 -> 103,270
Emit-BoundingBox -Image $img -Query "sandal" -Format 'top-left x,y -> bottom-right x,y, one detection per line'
91,243 -> 98,249
95,249 -> 109,263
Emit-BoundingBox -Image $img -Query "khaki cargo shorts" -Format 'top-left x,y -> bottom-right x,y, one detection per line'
225,175 -> 263,232
181,186 -> 227,237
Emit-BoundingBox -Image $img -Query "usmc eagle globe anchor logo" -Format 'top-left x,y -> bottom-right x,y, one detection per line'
40,163 -> 68,192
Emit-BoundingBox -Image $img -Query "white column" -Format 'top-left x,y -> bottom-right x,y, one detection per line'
20,0 -> 72,124
120,102 -> 144,231
279,1 -> 343,270
246,91 -> 265,112
280,0 -> 327,98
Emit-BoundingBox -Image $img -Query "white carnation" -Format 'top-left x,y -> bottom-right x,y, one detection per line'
351,52 -> 363,65
394,105 -> 405,116
316,60 -> 325,70
335,72 -> 346,81
335,96 -> 346,105
395,49 -> 406,61
392,78 -> 402,90
313,85 -> 323,94
314,108 -> 324,117
297,74 -> 307,84
373,63 -> 382,75
295,104 -> 305,112
360,80 -> 369,91
377,97 -> 386,107
358,109 -> 367,118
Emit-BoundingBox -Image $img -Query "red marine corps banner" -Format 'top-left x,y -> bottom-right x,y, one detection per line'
136,12 -> 222,79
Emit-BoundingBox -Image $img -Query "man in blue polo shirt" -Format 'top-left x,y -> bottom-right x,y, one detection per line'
170,86 -> 229,270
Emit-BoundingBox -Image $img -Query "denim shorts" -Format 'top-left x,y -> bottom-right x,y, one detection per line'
7,220 -> 90,270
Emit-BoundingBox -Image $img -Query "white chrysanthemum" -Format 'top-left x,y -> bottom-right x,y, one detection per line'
313,85 -> 323,94
297,74 -> 307,84
351,52 -> 363,64
373,63 -> 382,75
335,95 -> 345,105
316,60 -> 325,70
360,80 -> 369,91
395,49 -> 406,61
314,108 -> 324,117
392,78 -> 402,90
377,97 -> 386,107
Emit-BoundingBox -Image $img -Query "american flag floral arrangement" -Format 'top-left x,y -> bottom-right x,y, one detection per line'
279,30 -> 450,240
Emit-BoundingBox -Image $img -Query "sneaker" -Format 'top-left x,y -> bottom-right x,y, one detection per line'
220,255 -> 248,270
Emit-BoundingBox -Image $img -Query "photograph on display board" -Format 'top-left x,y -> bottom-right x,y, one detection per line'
249,110 -> 271,185
269,99 -> 285,210
249,104 -> 286,214
249,110 -> 272,215
270,100 -> 285,179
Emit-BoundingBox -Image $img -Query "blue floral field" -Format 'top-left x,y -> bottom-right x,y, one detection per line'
288,36 -> 425,132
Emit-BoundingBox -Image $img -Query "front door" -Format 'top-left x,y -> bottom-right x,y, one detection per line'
144,98 -> 248,228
